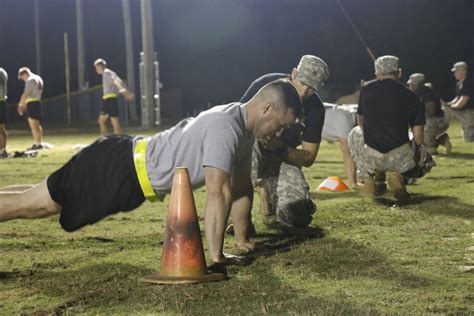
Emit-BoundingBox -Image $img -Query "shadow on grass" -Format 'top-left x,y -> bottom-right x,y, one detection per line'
441,152 -> 474,160
15,262 -> 378,315
256,236 -> 431,289
310,190 -> 356,200
373,194 -> 473,219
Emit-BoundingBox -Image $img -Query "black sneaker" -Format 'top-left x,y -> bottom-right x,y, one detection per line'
0,151 -> 8,158
27,144 -> 43,151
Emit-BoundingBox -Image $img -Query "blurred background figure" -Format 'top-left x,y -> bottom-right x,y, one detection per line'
407,73 -> 451,155
443,61 -> 474,142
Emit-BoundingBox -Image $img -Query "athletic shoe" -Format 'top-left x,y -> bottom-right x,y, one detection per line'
27,144 -> 43,151
387,172 -> 409,200
0,151 -> 8,158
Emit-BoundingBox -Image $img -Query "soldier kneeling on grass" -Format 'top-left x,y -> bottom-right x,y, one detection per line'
407,73 -> 452,156
348,55 -> 434,200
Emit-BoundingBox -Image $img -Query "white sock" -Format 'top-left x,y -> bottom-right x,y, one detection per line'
0,148 -> 4,154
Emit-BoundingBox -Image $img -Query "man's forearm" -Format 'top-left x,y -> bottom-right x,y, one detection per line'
230,192 -> 253,248
19,93 -> 28,107
284,147 -> 315,167
412,125 -> 424,146
204,191 -> 232,263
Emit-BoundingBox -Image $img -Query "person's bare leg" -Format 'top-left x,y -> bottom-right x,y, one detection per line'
0,180 -> 61,221
0,124 -> 7,151
98,114 -> 109,135
339,138 -> 357,187
110,117 -> 122,134
27,118 -> 43,144
0,185 -> 35,193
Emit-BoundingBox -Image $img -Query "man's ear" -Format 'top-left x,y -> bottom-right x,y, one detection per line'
291,68 -> 298,80
263,102 -> 274,115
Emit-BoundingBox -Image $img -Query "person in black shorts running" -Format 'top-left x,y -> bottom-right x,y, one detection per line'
94,58 -> 133,135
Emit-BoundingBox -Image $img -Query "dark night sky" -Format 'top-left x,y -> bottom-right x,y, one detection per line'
0,0 -> 473,112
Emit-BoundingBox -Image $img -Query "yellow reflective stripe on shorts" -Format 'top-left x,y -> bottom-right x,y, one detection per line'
102,93 -> 118,100
26,97 -> 40,104
133,138 -> 158,202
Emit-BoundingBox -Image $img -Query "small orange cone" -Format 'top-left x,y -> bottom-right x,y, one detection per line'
142,167 -> 226,284
317,176 -> 349,192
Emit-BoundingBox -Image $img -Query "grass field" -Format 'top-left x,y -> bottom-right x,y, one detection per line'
0,122 -> 473,315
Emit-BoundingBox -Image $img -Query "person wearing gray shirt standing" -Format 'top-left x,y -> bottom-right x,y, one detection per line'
0,67 -> 8,158
94,58 -> 133,135
18,67 -> 44,150
0,79 -> 302,269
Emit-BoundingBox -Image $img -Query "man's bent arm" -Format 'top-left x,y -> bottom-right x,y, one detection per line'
204,166 -> 233,263
357,114 -> 364,128
412,125 -> 424,146
451,96 -> 470,109
284,141 -> 319,168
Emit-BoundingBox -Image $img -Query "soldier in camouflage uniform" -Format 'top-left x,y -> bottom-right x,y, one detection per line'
407,73 -> 451,155
349,55 -> 426,200
444,61 -> 474,142
241,55 -> 329,228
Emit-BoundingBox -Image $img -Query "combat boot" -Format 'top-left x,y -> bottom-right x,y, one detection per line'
255,180 -> 277,226
360,177 -> 376,197
426,146 -> 438,155
387,172 -> 409,200
438,133 -> 452,154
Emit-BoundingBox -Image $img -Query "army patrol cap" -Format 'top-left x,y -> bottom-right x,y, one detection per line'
374,55 -> 399,75
295,55 -> 329,90
407,73 -> 425,85
451,61 -> 467,72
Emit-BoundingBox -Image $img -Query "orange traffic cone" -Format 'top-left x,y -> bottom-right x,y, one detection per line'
317,176 -> 349,192
142,167 -> 226,284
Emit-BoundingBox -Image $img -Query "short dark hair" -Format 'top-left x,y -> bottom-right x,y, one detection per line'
94,58 -> 107,67
263,79 -> 303,118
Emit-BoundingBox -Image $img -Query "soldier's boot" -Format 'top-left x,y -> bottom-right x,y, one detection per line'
426,146 -> 438,156
438,133 -> 452,154
255,180 -> 277,226
387,172 -> 409,200
374,171 -> 386,194
360,176 -> 377,197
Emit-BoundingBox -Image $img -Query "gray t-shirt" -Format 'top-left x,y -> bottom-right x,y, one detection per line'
322,103 -> 357,142
102,69 -> 122,95
137,103 -> 254,195
24,73 -> 43,99
0,68 -> 7,100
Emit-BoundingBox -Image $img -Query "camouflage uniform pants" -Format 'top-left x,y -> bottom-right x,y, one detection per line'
348,126 -> 416,179
251,142 -> 316,228
424,117 -> 449,148
444,107 -> 474,142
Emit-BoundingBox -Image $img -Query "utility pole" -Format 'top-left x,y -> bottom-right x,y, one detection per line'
140,0 -> 155,129
76,0 -> 85,91
122,0 -> 137,121
34,0 -> 41,74
64,33 -> 72,125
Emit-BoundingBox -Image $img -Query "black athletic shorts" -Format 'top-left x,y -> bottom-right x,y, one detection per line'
26,101 -> 43,121
0,100 -> 6,124
47,135 -> 145,232
100,97 -> 119,117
